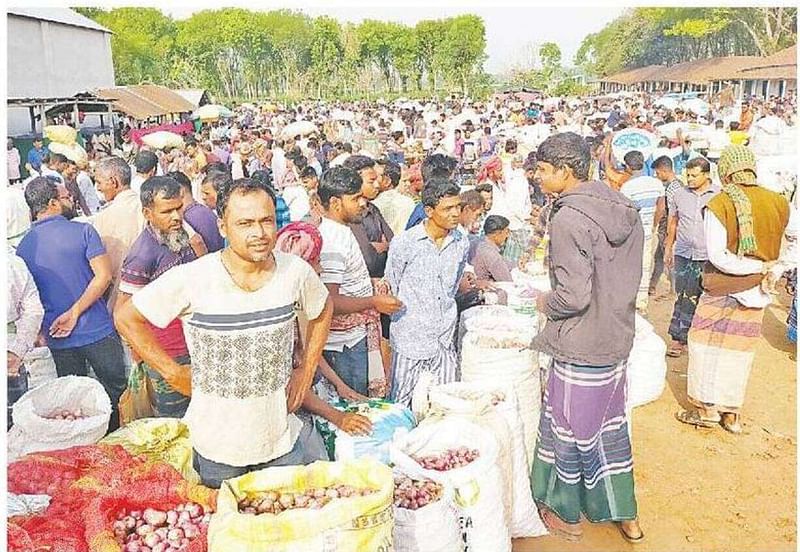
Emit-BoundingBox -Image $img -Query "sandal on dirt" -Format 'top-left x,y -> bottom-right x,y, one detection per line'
540,507 -> 583,542
675,409 -> 720,428
617,521 -> 645,544
666,343 -> 686,358
720,414 -> 742,434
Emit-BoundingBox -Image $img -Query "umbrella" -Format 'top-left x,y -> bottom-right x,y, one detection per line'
192,104 -> 234,121
280,121 -> 318,139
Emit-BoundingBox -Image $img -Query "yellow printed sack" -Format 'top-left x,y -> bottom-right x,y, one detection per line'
100,418 -> 198,483
44,124 -> 78,145
208,458 -> 394,552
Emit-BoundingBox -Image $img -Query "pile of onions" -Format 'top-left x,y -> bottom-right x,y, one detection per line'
393,475 -> 443,510
45,409 -> 85,421
238,485 -> 376,515
412,447 -> 480,471
112,502 -> 211,552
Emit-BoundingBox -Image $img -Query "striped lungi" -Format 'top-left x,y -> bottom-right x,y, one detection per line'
687,293 -> 765,413
531,359 -> 637,524
389,345 -> 459,408
788,292 -> 797,344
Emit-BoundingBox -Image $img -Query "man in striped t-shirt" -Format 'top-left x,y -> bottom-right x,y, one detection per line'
620,150 -> 665,315
318,167 -> 402,396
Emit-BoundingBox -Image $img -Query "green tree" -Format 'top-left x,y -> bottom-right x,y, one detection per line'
88,8 -> 177,85
438,15 -> 487,95
309,16 -> 344,98
539,42 -> 562,68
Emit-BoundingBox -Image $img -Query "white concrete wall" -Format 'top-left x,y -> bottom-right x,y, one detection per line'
7,14 -> 115,135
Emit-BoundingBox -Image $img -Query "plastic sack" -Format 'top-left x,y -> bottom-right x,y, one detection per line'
48,141 -> 88,165
11,376 -> 112,457
460,326 -> 542,466
24,346 -> 58,390
316,399 -> 416,464
118,363 -> 156,427
44,124 -> 78,145
627,314 -> 667,408
101,417 -> 198,483
208,458 -> 394,552
425,382 -> 547,538
141,130 -> 184,150
392,469 -> 461,552
10,510 -> 89,552
8,493 -> 51,518
390,418 -> 511,552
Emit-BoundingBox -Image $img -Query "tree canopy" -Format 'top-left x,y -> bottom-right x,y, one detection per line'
74,7 -> 490,101
575,7 -> 797,77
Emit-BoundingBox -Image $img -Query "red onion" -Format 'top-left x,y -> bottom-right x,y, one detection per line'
238,485 -> 376,515
411,448 -> 481,471
393,475 -> 444,510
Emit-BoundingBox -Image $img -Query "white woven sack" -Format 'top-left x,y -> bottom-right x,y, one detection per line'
511,374 -> 542,468
426,382 -> 547,538
390,418 -> 511,552
627,328 -> 667,408
23,347 -> 58,390
12,375 -> 112,455
393,469 -> 462,552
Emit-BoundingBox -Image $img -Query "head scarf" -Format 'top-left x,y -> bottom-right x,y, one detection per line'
717,144 -> 758,255
477,155 -> 502,184
275,221 -> 323,264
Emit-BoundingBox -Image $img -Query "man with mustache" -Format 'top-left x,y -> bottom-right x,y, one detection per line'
115,177 -> 333,488
116,176 -> 202,417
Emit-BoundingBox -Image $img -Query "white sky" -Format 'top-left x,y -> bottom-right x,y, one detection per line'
162,6 -> 626,74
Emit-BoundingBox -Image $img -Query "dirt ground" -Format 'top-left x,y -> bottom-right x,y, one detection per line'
513,281 -> 797,552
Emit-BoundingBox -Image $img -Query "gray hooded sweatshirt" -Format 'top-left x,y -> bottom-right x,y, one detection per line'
533,180 -> 644,366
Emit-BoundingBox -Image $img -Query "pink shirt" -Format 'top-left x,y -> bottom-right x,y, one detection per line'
7,148 -> 21,180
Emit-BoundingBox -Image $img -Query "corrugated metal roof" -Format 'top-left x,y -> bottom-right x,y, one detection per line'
602,65 -> 665,84
94,85 -> 194,120
175,89 -> 209,107
7,8 -> 111,34
603,56 -> 766,85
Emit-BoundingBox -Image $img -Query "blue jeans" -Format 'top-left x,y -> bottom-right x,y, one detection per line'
143,355 -> 191,418
322,337 -> 369,396
192,415 -> 327,489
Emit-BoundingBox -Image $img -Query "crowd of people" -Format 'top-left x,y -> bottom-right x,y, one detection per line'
6,88 -> 797,544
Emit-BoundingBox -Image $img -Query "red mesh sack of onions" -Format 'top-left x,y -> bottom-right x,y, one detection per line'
7,444 -> 140,496
10,508 -> 89,552
81,469 -> 217,552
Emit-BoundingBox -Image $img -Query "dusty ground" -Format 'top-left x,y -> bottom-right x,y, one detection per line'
513,282 -> 797,552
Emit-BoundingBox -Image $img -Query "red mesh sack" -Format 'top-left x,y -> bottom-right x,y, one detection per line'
13,509 -> 88,552
82,466 -> 216,552
8,444 -> 139,495
7,521 -> 34,552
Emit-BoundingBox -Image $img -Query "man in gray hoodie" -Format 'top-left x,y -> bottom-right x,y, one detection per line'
529,132 -> 645,545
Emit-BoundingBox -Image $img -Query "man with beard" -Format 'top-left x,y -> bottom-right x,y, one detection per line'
17,178 -> 127,431
318,167 -> 403,396
115,177 -> 333,488
116,176 -> 202,417
386,176 -> 470,407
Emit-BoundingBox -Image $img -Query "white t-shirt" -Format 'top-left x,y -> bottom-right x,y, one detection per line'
489,169 -> 532,231
132,251 -> 328,466
318,217 -> 372,351
282,185 -> 311,222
